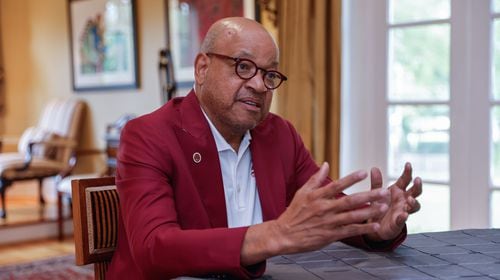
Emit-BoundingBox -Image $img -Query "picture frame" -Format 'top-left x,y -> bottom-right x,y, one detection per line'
165,0 -> 256,88
68,0 -> 139,91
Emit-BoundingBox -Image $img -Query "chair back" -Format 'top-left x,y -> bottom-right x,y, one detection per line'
72,176 -> 118,280
17,98 -> 85,164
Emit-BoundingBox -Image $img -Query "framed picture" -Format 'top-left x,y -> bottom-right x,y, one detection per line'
166,0 -> 256,88
68,0 -> 139,91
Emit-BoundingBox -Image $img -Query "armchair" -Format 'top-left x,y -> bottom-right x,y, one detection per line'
0,98 -> 85,218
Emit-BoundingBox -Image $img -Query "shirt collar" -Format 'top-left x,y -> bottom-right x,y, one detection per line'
201,108 -> 252,153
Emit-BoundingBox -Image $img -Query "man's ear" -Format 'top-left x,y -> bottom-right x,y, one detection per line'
194,53 -> 210,85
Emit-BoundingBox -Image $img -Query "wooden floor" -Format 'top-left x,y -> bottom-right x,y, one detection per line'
0,180 -> 75,266
0,180 -> 70,226
0,237 -> 74,266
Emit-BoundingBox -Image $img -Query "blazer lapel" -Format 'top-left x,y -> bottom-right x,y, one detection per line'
251,117 -> 286,221
174,91 -> 228,228
173,92 -> 287,226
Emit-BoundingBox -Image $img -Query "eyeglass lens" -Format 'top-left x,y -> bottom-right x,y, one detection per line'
235,59 -> 284,89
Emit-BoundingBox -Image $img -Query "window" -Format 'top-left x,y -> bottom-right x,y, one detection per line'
387,0 -> 450,233
342,0 -> 497,232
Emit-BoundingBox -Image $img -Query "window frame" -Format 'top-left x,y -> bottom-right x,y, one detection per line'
341,0 -> 492,230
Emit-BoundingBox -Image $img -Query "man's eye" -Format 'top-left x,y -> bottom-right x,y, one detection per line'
237,62 -> 253,72
266,72 -> 279,80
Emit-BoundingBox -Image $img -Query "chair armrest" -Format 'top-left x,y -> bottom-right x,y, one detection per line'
16,138 -> 78,171
55,149 -> 105,183
29,138 -> 77,150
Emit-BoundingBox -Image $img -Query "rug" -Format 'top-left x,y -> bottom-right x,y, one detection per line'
0,255 -> 93,280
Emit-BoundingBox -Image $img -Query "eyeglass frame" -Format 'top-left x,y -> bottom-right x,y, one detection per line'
205,52 -> 288,90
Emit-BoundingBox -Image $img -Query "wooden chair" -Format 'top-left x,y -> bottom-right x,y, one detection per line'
72,176 -> 118,280
56,170 -> 102,241
58,115 -> 132,241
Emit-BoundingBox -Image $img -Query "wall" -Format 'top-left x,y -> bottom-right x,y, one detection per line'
2,0 -> 35,138
1,0 -> 166,172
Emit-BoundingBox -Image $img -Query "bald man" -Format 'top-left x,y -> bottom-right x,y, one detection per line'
107,17 -> 422,279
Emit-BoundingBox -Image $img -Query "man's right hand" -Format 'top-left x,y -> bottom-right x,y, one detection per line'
240,162 -> 389,265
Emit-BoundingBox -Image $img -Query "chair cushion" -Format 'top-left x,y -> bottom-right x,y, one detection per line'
0,153 -> 64,178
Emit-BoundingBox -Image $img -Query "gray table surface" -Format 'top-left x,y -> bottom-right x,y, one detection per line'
262,229 -> 500,280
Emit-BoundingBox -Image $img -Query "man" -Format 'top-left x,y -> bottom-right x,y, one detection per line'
107,17 -> 422,279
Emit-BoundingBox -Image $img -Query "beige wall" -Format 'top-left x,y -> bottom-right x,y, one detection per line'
1,0 -> 166,172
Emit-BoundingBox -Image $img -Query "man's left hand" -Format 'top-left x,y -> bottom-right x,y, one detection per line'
365,162 -> 422,242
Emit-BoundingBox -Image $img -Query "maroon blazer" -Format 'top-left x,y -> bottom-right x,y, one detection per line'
107,91 -> 406,279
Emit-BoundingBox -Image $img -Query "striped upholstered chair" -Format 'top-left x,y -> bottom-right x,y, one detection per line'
0,98 -> 85,218
72,176 -> 118,280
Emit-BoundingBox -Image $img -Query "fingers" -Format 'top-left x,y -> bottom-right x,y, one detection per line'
410,200 -> 421,214
394,162 -> 413,191
404,177 -> 422,214
395,212 -> 409,230
331,188 -> 389,213
303,162 -> 330,191
370,167 -> 383,190
330,202 -> 388,226
376,207 -> 408,242
406,177 -> 423,198
314,169 -> 368,199
407,196 -> 421,214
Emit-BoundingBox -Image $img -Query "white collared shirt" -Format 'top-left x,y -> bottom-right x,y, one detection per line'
202,111 -> 263,228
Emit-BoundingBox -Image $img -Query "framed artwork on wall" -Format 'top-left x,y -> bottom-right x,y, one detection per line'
165,0 -> 256,88
68,0 -> 139,91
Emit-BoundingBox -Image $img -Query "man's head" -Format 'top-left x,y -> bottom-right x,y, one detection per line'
194,17 -> 284,144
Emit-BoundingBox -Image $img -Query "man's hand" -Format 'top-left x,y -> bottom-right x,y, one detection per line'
365,162 -> 423,242
241,162 -> 390,265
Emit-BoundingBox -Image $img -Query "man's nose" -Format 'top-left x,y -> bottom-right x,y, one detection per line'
245,70 -> 269,93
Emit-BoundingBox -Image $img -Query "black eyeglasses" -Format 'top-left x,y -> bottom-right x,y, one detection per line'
206,52 -> 288,90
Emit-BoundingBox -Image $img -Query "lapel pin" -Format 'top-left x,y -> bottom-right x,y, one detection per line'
193,152 -> 202,164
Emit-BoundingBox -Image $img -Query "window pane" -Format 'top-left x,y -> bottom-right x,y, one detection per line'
492,191 -> 500,228
494,0 -> 500,13
406,183 -> 450,233
389,0 -> 450,24
492,20 -> 500,100
388,25 -> 450,101
492,107 -> 500,186
388,105 -> 449,181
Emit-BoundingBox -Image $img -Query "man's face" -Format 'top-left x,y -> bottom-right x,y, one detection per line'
196,29 -> 279,136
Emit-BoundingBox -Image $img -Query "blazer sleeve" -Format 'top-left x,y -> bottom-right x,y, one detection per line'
115,119 -> 263,279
